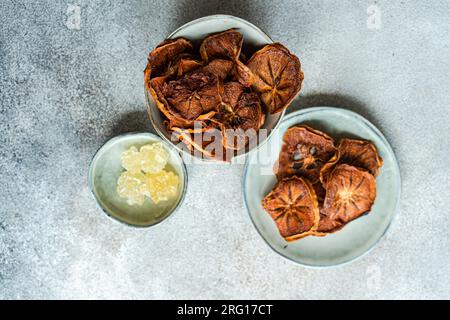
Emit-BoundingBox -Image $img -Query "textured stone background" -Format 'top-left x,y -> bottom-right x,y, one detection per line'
1,0 -> 449,299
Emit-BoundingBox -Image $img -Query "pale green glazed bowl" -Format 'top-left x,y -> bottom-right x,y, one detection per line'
88,132 -> 187,227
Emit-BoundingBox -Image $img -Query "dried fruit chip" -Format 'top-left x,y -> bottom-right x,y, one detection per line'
161,72 -> 222,121
172,125 -> 229,162
275,125 -> 336,183
261,176 -> 320,241
145,38 -> 194,80
317,164 -> 377,233
231,60 -> 254,87
140,143 -> 169,174
140,170 -> 179,204
117,171 -> 146,206
167,54 -> 203,78
200,29 -> 243,62
148,75 -> 196,128
200,59 -> 233,80
247,43 -> 303,114
320,138 -> 383,185
121,146 -> 143,173
221,81 -> 244,109
215,90 -> 264,150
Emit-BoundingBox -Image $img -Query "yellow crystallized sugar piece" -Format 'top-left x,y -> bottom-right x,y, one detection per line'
116,171 -> 146,206
140,170 -> 179,204
139,143 -> 169,174
120,146 -> 143,173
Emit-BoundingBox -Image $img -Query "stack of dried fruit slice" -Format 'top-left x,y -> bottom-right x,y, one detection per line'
145,29 -> 304,161
262,125 -> 383,241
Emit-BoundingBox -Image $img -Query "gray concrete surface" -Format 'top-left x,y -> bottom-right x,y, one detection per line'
1,0 -> 449,299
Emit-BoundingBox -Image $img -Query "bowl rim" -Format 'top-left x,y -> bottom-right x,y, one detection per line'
242,106 -> 402,268
88,131 -> 188,228
144,14 -> 289,163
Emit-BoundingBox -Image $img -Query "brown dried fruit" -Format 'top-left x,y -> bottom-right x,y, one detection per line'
221,81 -> 244,109
232,60 -> 254,87
247,43 -> 303,114
148,75 -> 196,128
161,72 -> 222,121
200,29 -> 243,62
215,87 -> 264,150
320,138 -> 383,185
275,125 -> 336,183
145,38 -> 194,79
317,164 -> 377,233
262,176 -> 320,241
167,54 -> 202,78
172,125 -> 228,162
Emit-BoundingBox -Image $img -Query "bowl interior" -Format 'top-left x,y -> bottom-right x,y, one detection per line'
89,132 -> 186,227
243,107 -> 401,267
146,15 -> 283,161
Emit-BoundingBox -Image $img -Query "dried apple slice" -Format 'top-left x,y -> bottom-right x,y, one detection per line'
317,164 -> 377,233
161,72 -> 222,121
200,29 -> 243,62
261,176 -> 320,241
320,138 -> 383,186
144,38 -> 194,80
275,125 -> 336,183
247,43 -> 303,114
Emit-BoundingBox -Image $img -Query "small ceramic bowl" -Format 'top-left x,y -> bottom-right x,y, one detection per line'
88,132 -> 187,227
145,14 -> 285,162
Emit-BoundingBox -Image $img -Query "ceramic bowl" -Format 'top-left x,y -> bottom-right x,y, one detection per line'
88,132 -> 187,227
145,14 -> 286,162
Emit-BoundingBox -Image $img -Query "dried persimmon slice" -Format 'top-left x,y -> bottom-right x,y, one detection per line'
247,43 -> 303,114
200,59 -> 233,80
167,54 -> 202,78
261,176 -> 320,241
217,91 -> 264,150
317,164 -> 377,233
145,38 -> 193,79
148,75 -> 195,128
172,126 -> 229,162
320,138 -> 383,185
275,125 -> 336,183
161,72 -> 222,121
200,29 -> 243,62
221,81 -> 244,109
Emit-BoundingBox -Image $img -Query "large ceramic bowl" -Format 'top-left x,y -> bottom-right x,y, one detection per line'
243,107 -> 401,267
145,15 -> 286,162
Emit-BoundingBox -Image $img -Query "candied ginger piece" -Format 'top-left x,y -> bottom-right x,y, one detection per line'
121,146 -> 143,173
116,171 -> 146,206
140,143 -> 169,174
140,170 -> 179,204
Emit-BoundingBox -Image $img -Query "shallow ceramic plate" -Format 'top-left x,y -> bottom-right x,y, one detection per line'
145,14 -> 285,162
243,107 -> 401,267
89,132 -> 187,227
